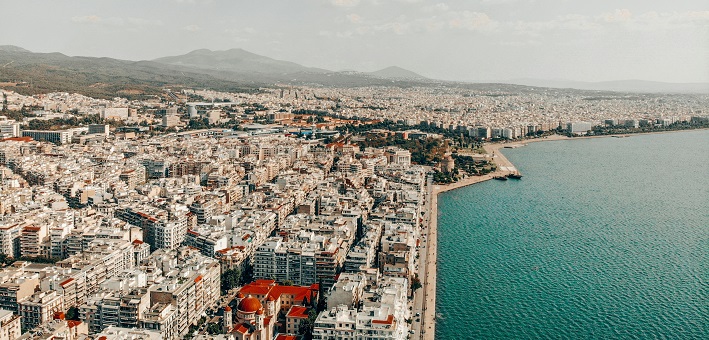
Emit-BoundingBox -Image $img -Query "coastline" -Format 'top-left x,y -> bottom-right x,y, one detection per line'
420,160 -> 513,339
420,128 -> 707,339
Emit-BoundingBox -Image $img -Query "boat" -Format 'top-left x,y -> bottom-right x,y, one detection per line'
506,173 -> 523,179
493,176 -> 508,181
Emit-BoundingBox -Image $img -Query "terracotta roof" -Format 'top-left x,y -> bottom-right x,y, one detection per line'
233,324 -> 249,334
59,278 -> 74,286
2,137 -> 33,142
286,306 -> 309,319
240,281 -> 318,305
275,335 -> 298,340
237,296 -> 262,313
67,320 -> 82,328
372,314 -> 394,325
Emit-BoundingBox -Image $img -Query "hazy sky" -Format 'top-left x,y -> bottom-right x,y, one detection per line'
1,0 -> 708,83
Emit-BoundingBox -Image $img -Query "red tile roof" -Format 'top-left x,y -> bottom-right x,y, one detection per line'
2,137 -> 33,142
238,280 -> 319,306
372,314 -> 394,325
286,306 -> 309,319
233,324 -> 249,334
275,335 -> 298,340
67,320 -> 82,328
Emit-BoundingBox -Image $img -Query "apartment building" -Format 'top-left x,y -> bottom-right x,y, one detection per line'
20,225 -> 49,258
18,290 -> 64,330
0,309 -> 21,340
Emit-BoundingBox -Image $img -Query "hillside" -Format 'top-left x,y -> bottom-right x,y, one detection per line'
368,66 -> 427,80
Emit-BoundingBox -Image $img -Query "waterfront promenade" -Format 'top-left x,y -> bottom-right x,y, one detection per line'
418,137 -> 559,339
419,154 -> 516,339
420,130 -> 709,339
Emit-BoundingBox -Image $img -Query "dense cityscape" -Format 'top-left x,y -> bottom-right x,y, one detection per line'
0,83 -> 707,340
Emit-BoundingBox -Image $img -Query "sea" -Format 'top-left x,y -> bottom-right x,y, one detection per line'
435,130 -> 709,339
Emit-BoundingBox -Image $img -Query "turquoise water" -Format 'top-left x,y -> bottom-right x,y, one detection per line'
435,130 -> 709,339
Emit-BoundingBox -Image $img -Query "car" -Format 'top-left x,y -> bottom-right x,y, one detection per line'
415,312 -> 420,317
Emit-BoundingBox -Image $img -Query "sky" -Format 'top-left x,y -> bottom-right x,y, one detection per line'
1,0 -> 708,83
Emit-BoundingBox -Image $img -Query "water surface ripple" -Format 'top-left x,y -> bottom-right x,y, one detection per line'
436,130 -> 709,339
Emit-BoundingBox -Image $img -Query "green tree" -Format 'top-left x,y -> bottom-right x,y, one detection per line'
411,276 -> 422,292
316,278 -> 327,312
221,268 -> 241,294
66,307 -> 80,320
298,308 -> 319,340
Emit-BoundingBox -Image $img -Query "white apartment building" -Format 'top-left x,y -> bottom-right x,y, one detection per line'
0,309 -> 21,340
18,290 -> 64,330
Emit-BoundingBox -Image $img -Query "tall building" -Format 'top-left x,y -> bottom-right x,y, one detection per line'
18,290 -> 64,330
21,130 -> 72,144
566,122 -> 593,135
101,108 -> 129,121
0,309 -> 21,340
0,122 -> 20,138
87,124 -> 110,137
20,225 -> 48,258
162,114 -> 180,128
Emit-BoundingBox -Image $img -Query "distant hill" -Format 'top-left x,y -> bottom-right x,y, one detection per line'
508,78 -> 709,94
153,48 -> 329,75
0,46 -> 264,99
0,45 -> 31,53
2,45 -> 703,99
0,46 -> 437,98
368,66 -> 427,80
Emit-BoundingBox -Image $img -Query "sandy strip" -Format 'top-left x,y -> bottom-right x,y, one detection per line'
421,168 -> 513,339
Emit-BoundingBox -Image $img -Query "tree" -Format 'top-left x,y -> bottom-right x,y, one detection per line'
206,322 -> 222,335
298,308 -> 319,340
66,307 -> 80,321
411,276 -> 422,292
316,278 -> 327,312
221,268 -> 241,294
0,253 -> 14,266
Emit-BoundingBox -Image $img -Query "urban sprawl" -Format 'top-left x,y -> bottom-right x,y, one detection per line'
0,85 -> 707,340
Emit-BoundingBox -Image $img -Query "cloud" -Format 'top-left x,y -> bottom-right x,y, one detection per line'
331,0 -> 360,7
71,15 -> 161,28
174,0 -> 213,4
603,9 -> 632,23
346,13 -> 362,24
72,15 -> 101,24
447,11 -> 495,31
427,3 -> 450,12
183,24 -> 201,32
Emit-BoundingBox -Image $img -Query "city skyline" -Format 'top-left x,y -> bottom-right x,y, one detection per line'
1,0 -> 707,83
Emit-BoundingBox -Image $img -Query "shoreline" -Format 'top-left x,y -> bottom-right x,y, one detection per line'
420,128 -> 707,339
420,164 -> 512,339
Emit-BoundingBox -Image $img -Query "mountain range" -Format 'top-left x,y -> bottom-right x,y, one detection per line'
0,45 -> 706,99
507,78 -> 709,95
0,45 -> 434,99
